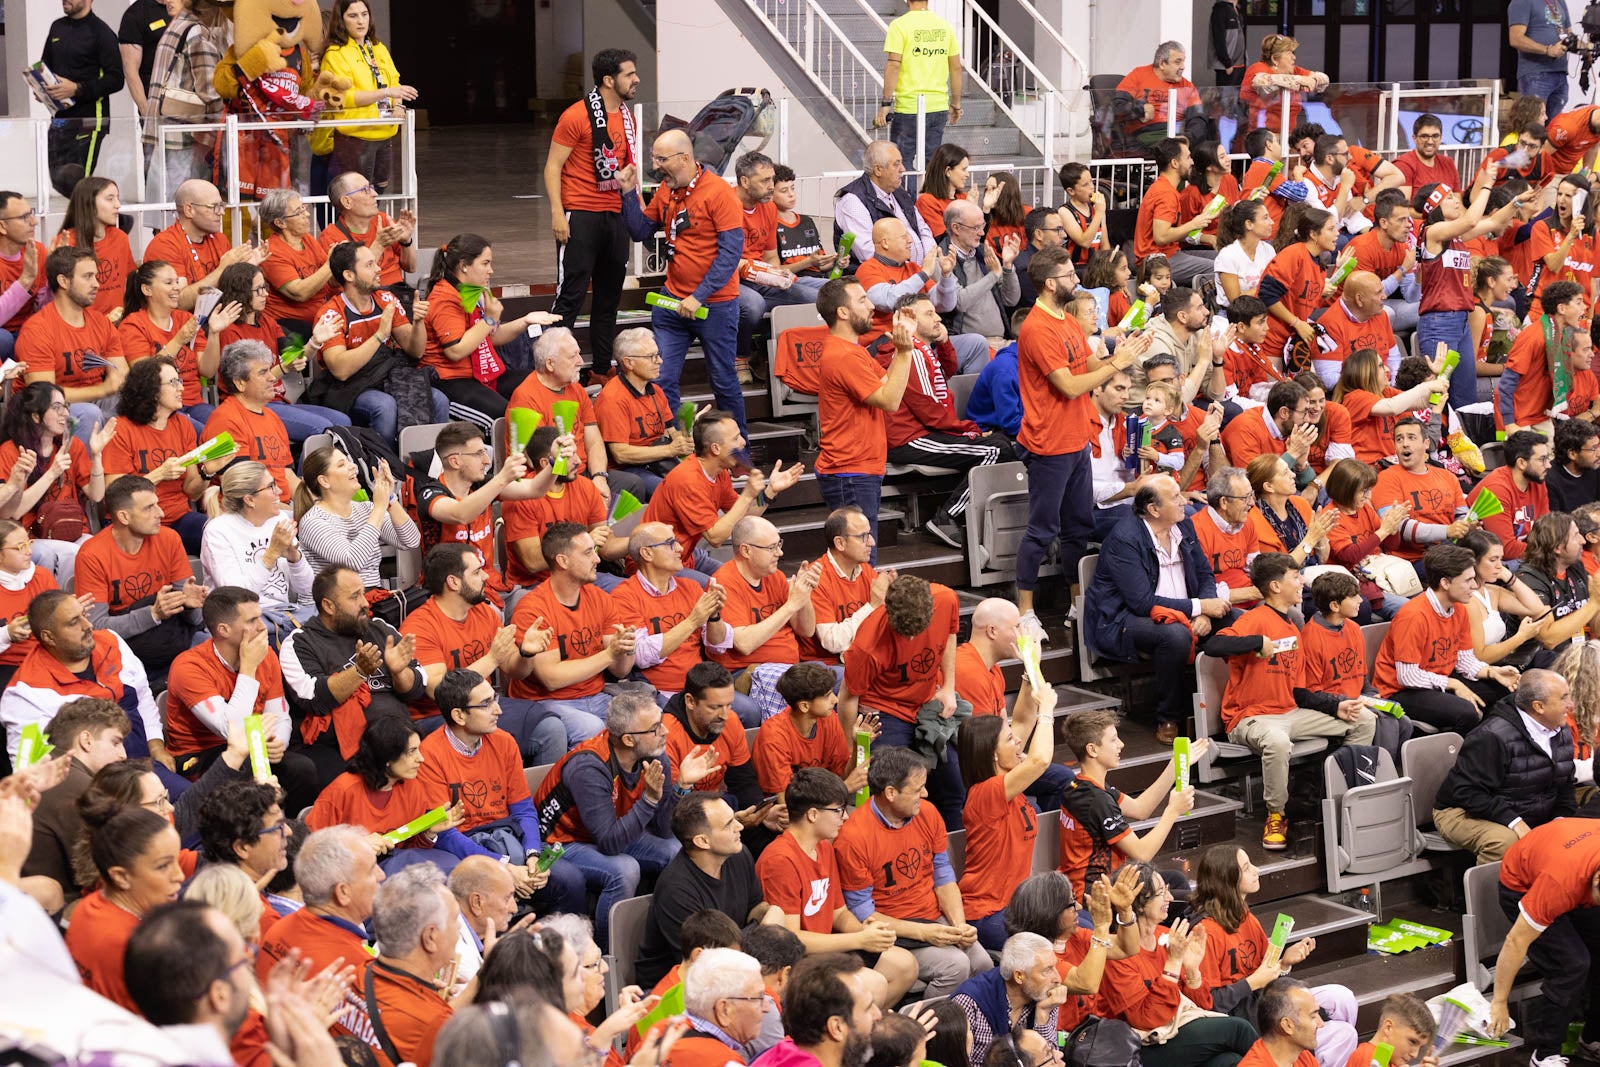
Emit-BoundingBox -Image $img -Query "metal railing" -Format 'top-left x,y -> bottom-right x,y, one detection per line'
742,0 -> 884,142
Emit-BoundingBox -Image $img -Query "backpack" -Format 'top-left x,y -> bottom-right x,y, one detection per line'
1063,1017 -> 1142,1067
660,88 -> 777,174
323,425 -> 404,501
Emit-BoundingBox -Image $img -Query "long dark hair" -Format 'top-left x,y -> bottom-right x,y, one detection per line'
349,714 -> 418,790
1188,844 -> 1250,932
1218,200 -> 1266,248
1081,248 -> 1127,291
2,381 -> 66,466
955,715 -> 1005,790
217,263 -> 263,325
921,144 -> 969,202
985,171 -> 1026,227
324,0 -> 383,50
60,176 -> 116,247
122,260 -> 175,320
117,356 -> 176,424
426,233 -> 492,294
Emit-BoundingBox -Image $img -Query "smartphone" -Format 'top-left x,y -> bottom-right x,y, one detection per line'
759,794 -> 780,808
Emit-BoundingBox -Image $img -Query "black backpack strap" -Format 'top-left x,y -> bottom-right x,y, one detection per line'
364,963 -> 405,1066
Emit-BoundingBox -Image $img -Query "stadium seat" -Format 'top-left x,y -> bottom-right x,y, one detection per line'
604,894 -> 653,1014
523,763 -> 555,797
1480,442 -> 1506,472
769,305 -> 825,419
949,373 -> 979,421
1461,861 -> 1510,989
1360,622 -> 1388,681
301,432 -> 335,461
964,461 -> 1037,588
945,828 -> 965,879
398,422 -> 452,465
1399,731 -> 1463,852
1031,809 -> 1060,874
491,417 -> 509,466
1320,748 -> 1429,894
188,557 -> 204,585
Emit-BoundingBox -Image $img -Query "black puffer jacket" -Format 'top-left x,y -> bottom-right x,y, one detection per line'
1435,696 -> 1577,828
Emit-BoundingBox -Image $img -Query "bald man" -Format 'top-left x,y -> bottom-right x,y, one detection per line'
834,140 -> 936,268
449,855 -> 517,981
621,130 -> 750,436
1310,270 -> 1402,388
145,179 -> 262,310
852,217 -> 997,372
942,200 -> 1021,340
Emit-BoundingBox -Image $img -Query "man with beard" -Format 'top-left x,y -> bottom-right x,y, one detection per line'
663,662 -> 776,837
281,564 -> 432,788
503,424 -> 631,590
1304,135 -> 1361,234
545,48 -> 640,383
1393,114 -> 1462,199
1221,379 -> 1320,470
1549,417 -> 1600,513
1013,246 -> 1143,633
123,902 -> 255,1064
750,953 -> 883,1067
532,686 -> 718,950
1469,429 -> 1552,561
1500,281 -> 1592,434
736,151 -> 828,382
1133,138 -> 1216,287
17,245 -> 128,435
1372,417 -> 1472,566
196,781 -> 293,936
418,668 -> 585,915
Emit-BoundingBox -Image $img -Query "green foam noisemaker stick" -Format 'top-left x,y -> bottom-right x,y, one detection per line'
1263,913 -> 1294,966
610,490 -> 644,523
1369,698 -> 1404,718
178,432 -> 236,468
635,981 -> 685,1036
1430,349 -> 1460,406
830,233 -> 856,279
645,292 -> 709,319
15,722 -> 52,770
854,729 -> 871,807
550,400 -> 580,478
1141,421 -> 1154,449
1187,193 -> 1229,239
457,284 -> 485,312
383,805 -> 450,845
678,400 -> 698,435
243,714 -> 271,784
508,407 -> 541,456
1116,299 -> 1149,330
279,335 -> 305,367
1173,737 -> 1190,793
1370,1043 -> 1393,1067
534,841 -> 565,873
1248,159 -> 1286,199
1469,488 -> 1504,520
1331,256 -> 1358,287
1017,633 -> 1048,693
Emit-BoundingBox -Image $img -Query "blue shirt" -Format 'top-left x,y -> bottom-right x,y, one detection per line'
1510,0 -> 1572,74
966,343 -> 1022,436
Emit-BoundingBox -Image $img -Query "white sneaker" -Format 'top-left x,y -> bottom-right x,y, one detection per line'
1531,1053 -> 1571,1067
1020,610 -> 1048,643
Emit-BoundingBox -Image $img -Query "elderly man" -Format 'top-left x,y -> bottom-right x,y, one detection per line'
202,340 -> 298,495
449,855 -> 516,981
123,902 -> 253,1062
508,327 -> 642,503
610,521 -> 731,700
1434,668 -> 1577,864
854,216 -> 958,336
593,327 -> 693,497
368,865 -> 460,1067
145,179 -> 260,310
941,199 -> 1021,341
834,140 -> 936,269
712,516 -> 827,725
951,932 -> 1069,1065
322,171 -> 419,305
678,948 -> 773,1065
735,150 -> 828,377
621,129 -> 747,433
1313,271 -> 1403,388
1190,466 -> 1263,605
1113,41 -> 1205,148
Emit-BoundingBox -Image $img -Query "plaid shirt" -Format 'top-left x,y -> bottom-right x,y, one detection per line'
140,10 -> 225,145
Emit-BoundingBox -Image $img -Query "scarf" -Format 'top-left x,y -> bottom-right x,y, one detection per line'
1260,498 -> 1308,555
0,563 -> 36,591
1544,313 -> 1573,415
448,280 -> 505,386
585,84 -> 636,192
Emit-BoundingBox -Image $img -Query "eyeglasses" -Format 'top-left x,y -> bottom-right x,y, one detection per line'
283,208 -> 310,220
749,540 -> 784,553
640,537 -> 679,551
253,482 -> 279,495
650,150 -> 688,165
820,805 -> 848,817
625,351 -> 664,361
838,530 -> 875,542
351,183 -> 377,196
261,821 -> 291,839
721,995 -> 768,1004
250,285 -> 270,296
160,377 -> 183,388
190,202 -> 227,215
0,209 -> 36,223
219,944 -> 259,982
466,697 -> 501,711
578,957 -> 605,974
47,402 -> 69,414
2,539 -> 30,552
623,722 -> 668,737
1222,492 -> 1256,502
142,793 -> 175,814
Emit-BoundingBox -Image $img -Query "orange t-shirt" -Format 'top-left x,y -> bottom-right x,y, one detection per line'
751,711 -> 851,795
958,776 -> 1038,919
421,278 -> 485,381
1372,462 -> 1465,560
1239,1044 -> 1317,1067
755,831 -> 845,934
641,458 -> 739,568
16,301 -> 124,391
506,376 -> 599,470
639,167 -> 744,303
552,99 -> 635,214
1316,299 -> 1396,370
1261,243 -> 1329,357
0,241 -> 48,333
508,581 -> 620,701
954,641 -> 1005,717
416,477 -> 505,596
367,964 -> 451,1067
164,638 -> 286,758
0,436 -> 91,533
202,397 -> 293,495
1506,325 -> 1573,424
1248,496 -> 1315,556
842,584 -> 959,723
610,573 -> 711,692
1190,507 -> 1259,595
320,212 -> 407,286
0,564 -> 54,666
915,192 -> 959,239
1308,403 -> 1353,474
710,559 -> 799,672
834,800 -> 948,921
119,309 -> 207,407
594,374 -> 675,452
1329,503 -> 1389,565
1372,593 -> 1471,696
1214,604 -> 1307,729
1501,817 -> 1600,928
256,907 -> 383,1062
815,334 -> 889,477
55,227 -> 137,318
65,889 -> 142,1012
1500,219 -> 1556,291
797,556 -> 877,664
1017,302 -> 1095,457
501,476 -> 606,587
1179,176 -> 1241,240
1544,105 -> 1600,172
1135,174 -> 1183,260
1299,615 -> 1367,700
1197,910 -> 1268,992
1342,230 -> 1407,285
308,771 -> 437,836
101,415 -> 200,524
144,223 -> 230,287
741,200 -> 779,258
664,709 -> 750,796
416,726 -> 529,831
399,599 -> 503,719
1468,467 -> 1547,560
1338,387 -> 1401,464
1221,409 -> 1281,468
74,524 -> 191,618
854,256 -> 934,335
1241,160 -> 1290,229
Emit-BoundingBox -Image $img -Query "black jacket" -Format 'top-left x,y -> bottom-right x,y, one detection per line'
1208,0 -> 1246,71
41,13 -> 123,119
1435,697 -> 1576,828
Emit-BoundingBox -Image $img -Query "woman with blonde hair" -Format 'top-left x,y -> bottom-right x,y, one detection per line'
1553,639 -> 1600,801
1240,35 -> 1328,135
200,460 -> 315,632
1245,452 -> 1334,563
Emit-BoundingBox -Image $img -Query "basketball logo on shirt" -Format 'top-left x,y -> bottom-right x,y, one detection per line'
834,599 -> 866,623
892,846 -> 926,882
112,570 -> 158,606
1428,635 -> 1456,665
1329,646 -> 1362,682
798,340 -> 824,367
1210,548 -> 1247,576
451,638 -> 488,669
557,624 -> 601,659
804,878 -> 831,917
461,778 -> 490,808
909,648 -> 938,677
1409,488 -> 1447,513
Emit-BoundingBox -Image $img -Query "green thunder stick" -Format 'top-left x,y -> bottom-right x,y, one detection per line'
854,729 -> 871,807
243,714 -> 271,784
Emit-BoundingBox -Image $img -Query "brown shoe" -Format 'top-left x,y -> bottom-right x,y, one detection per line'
1263,812 -> 1289,851
1155,720 -> 1180,745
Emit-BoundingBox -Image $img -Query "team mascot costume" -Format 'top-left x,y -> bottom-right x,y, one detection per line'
212,0 -> 348,198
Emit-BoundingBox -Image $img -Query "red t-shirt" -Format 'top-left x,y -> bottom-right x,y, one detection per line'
55,227 -> 136,318
501,476 -> 606,587
1238,1043 -> 1317,1067
399,599 -> 503,719
1372,462 -> 1465,561
756,831 -> 845,934
1198,911 -> 1268,991
1261,243 -> 1329,356
816,334 -> 889,476
710,559 -> 800,672
1135,175 -> 1183,260
642,458 -> 739,568
506,375 -> 599,470
0,436 -> 91,533
145,223 -> 230,287
0,241 -> 47,333
421,279 -> 490,382
751,711 -> 851,795
65,889 -> 142,1012
1338,387 -> 1401,465
74,525 -> 191,618
308,771 -> 437,836
797,556 -> 876,665
16,301 -> 124,391
955,641 -> 1006,718
742,200 -> 779,258
1214,604 -> 1306,729
1317,299 -> 1397,372
958,776 -> 1038,919
835,801 -> 948,921
119,309 -> 207,407
256,908 -> 383,1061
1501,817 -> 1600,928
165,639 -> 287,758
640,167 -> 744,303
320,212 -> 407,286
610,573 -> 711,692
1017,302 -> 1095,456
1190,507 -> 1260,596
1468,467 -> 1548,559
1506,325 -> 1578,424
261,232 -> 332,324
203,397 -> 294,495
508,581 -> 619,701
1544,106 -> 1600,172
416,726 -> 529,831
417,477 -> 506,595
1342,230 -> 1407,285
1393,149 -> 1462,193
1221,407 -> 1281,469
664,709 -> 750,796
1372,594 -> 1471,696
842,584 -> 959,723
0,564 -> 55,666
552,99 -> 635,214
594,374 -> 675,452
1299,616 -> 1368,700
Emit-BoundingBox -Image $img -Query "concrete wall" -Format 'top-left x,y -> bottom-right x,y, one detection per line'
584,0 -> 658,102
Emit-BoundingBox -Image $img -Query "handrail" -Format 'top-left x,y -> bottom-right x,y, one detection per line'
958,0 -> 1056,158
741,0 -> 883,142
1006,0 -> 1089,92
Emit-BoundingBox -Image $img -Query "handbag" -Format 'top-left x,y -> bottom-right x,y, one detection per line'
158,27 -> 208,122
1063,1016 -> 1142,1067
1359,553 -> 1424,598
34,500 -> 85,543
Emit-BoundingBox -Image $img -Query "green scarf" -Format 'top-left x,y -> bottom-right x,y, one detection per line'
1543,313 -> 1573,414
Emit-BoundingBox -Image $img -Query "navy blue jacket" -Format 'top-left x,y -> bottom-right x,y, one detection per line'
1086,511 -> 1217,661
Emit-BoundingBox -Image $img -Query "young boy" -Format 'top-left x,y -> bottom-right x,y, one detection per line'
1139,378 -> 1189,477
1345,993 -> 1438,1067
1058,708 -> 1204,889
1221,295 -> 1283,404
1299,570 -> 1368,703
773,164 -> 836,278
751,661 -> 868,798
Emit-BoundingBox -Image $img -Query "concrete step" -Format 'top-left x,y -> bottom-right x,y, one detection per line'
1259,893 -> 1374,970
769,503 -> 905,559
1299,940 -> 1460,1033
869,532 -> 970,588
1125,790 -> 1242,856
680,384 -> 772,421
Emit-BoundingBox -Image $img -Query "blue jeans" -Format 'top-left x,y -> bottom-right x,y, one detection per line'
1519,69 -> 1570,121
562,834 -> 682,950
889,109 -> 948,170
352,387 -> 452,446
268,401 -> 351,444
527,693 -> 608,746
612,464 -> 664,498
974,908 -> 1011,953
495,696 -> 569,765
1016,446 -> 1093,593
817,474 -> 884,565
1417,309 -> 1476,411
69,402 -> 106,448
172,511 -> 207,555
738,277 -> 828,358
877,711 -> 967,832
654,297 -> 744,434
380,847 -> 459,877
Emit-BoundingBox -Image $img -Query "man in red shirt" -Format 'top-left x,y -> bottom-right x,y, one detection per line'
1313,271 -> 1401,388
323,172 -> 418,300
814,277 -> 913,559
507,327 -> 641,503
1543,104 -> 1600,177
1112,42 -> 1203,147
1237,980 -> 1323,1067
1392,114 -> 1463,198
734,151 -> 828,375
1134,137 -> 1216,286
1341,192 -> 1419,334
1468,429 -> 1552,559
0,190 -> 49,347
368,864 -> 460,1067
612,520 -> 730,698
145,179 -> 260,311
1499,280 -> 1589,432
799,506 -> 885,666
621,129 -> 748,433
593,326 -> 691,497
19,246 -> 129,441
1372,418 -> 1471,561
543,48 -> 639,381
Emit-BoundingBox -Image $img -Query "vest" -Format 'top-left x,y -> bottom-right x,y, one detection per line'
835,173 -> 920,268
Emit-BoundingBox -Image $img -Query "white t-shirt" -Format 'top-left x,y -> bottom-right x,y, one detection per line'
1213,240 -> 1278,309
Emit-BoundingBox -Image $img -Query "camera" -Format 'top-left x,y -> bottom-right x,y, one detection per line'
1567,1 -> 1600,92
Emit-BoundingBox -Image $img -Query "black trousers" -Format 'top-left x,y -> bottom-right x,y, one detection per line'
1390,685 -> 1483,733
1498,881 -> 1600,1054
48,113 -> 109,194
551,209 -> 630,376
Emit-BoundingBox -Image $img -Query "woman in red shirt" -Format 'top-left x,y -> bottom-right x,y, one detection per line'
64,805 -> 185,1012
1259,206 -> 1337,359
916,144 -> 969,240
1330,348 -> 1449,464
955,685 -> 1059,949
0,518 -> 56,687
52,176 -> 137,319
982,171 -> 1029,255
1325,457 -> 1411,619
1178,142 -> 1242,250
0,382 -> 115,580
1000,868 -> 1142,1033
1239,35 -> 1328,134
1470,256 -> 1516,374
118,259 -> 236,424
258,188 -> 335,336
1189,846 -> 1359,1062
104,358 -> 210,551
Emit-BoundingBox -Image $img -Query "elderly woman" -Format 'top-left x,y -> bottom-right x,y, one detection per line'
202,340 -> 304,499
1240,35 -> 1329,135
1246,453 -> 1335,564
200,461 -> 316,633
539,912 -> 663,1056
257,188 -> 336,339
